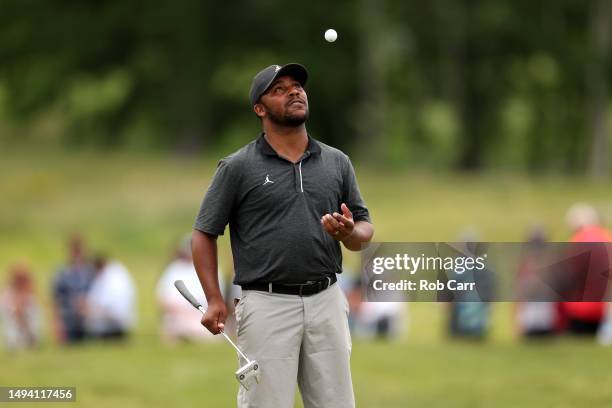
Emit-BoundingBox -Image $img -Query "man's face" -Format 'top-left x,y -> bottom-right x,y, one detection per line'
256,75 -> 309,126
69,235 -> 84,264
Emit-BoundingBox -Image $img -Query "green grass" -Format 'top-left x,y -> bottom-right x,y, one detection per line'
1,150 -> 611,407
2,335 -> 612,407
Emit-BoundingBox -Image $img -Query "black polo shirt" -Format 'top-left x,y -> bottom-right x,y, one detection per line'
194,133 -> 371,285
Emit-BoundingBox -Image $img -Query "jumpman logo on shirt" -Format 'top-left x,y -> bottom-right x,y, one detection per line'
263,174 -> 274,185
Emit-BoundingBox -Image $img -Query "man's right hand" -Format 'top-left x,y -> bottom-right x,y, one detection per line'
201,298 -> 227,335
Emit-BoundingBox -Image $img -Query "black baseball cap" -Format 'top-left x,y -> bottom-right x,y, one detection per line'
249,63 -> 308,106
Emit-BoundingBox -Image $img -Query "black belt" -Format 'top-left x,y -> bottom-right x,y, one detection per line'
242,275 -> 337,297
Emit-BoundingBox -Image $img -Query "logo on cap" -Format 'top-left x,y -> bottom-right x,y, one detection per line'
275,65 -> 281,72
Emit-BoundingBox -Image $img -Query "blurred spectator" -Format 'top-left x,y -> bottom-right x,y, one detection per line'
514,227 -> 558,338
52,235 -> 94,343
446,238 -> 495,340
559,204 -> 612,335
0,264 -> 42,351
157,235 -> 225,344
84,255 -> 137,340
340,272 -> 406,340
565,204 -> 612,241
355,301 -> 406,339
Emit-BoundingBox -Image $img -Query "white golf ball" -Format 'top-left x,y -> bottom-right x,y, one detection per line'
324,29 -> 337,43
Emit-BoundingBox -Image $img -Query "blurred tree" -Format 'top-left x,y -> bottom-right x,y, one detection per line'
0,0 -> 610,176
355,0 -> 388,159
587,0 -> 611,179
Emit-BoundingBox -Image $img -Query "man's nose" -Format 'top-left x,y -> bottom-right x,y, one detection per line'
288,87 -> 302,97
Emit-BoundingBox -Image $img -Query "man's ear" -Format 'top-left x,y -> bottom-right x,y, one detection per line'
254,103 -> 265,118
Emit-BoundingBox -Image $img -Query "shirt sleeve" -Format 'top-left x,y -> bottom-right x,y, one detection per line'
342,156 -> 371,223
194,159 -> 239,235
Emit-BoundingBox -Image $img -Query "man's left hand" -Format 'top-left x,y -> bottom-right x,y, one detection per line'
321,203 -> 354,241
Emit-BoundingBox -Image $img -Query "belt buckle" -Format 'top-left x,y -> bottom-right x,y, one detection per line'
299,280 -> 316,297
268,283 -> 273,294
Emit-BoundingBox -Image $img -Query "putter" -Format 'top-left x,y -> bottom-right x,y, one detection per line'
174,280 -> 260,390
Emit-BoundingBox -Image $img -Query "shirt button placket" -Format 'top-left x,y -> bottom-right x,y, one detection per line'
293,163 -> 300,193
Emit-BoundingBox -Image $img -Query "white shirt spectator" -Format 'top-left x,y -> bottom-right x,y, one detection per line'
86,261 -> 136,335
156,258 -> 224,342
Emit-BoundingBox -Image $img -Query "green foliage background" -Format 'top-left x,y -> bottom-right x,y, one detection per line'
1,0 -> 612,173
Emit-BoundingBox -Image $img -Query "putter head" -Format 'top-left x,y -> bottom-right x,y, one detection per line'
235,360 -> 260,390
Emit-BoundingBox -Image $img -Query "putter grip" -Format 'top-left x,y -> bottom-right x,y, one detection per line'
174,280 -> 202,309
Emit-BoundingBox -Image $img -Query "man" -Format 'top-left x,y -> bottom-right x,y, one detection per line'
192,63 -> 374,408
157,235 -> 224,343
560,204 -> 612,335
84,255 -> 137,340
52,235 -> 94,343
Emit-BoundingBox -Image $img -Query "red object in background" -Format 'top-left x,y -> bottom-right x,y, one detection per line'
560,226 -> 612,325
571,225 -> 612,243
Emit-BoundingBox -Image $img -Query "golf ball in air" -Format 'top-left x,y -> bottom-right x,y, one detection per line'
325,29 -> 337,42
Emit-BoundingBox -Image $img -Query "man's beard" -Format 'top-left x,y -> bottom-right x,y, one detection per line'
267,106 -> 309,127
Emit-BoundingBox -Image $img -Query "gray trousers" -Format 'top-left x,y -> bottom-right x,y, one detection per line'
235,282 -> 355,408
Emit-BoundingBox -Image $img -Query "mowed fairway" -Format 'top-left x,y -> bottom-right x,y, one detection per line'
2,335 -> 612,408
1,151 -> 611,407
